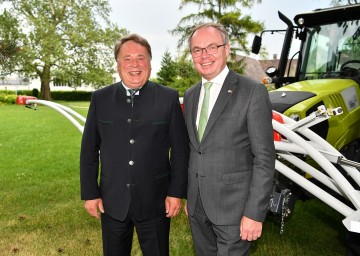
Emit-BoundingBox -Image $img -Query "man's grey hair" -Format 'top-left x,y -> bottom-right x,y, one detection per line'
188,23 -> 230,49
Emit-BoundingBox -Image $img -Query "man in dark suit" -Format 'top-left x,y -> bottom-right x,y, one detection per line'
183,23 -> 275,255
80,34 -> 189,256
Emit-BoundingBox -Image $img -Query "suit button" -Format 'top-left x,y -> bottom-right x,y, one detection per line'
129,160 -> 134,165
130,139 -> 135,144
126,99 -> 131,104
196,173 -> 198,178
127,183 -> 138,188
198,151 -> 203,154
127,119 -> 131,123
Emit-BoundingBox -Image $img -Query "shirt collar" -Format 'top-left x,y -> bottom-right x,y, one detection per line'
201,66 -> 229,86
122,81 -> 141,96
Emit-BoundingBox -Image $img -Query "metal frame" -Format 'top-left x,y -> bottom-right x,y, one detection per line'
26,99 -> 85,133
273,106 -> 360,233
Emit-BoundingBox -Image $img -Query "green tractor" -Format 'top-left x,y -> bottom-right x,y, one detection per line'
252,4 -> 360,163
252,4 -> 360,253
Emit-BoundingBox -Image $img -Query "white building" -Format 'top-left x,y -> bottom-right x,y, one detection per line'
0,74 -> 120,92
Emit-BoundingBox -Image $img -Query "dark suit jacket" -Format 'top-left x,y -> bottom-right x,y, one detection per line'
184,70 -> 275,225
80,81 -> 189,221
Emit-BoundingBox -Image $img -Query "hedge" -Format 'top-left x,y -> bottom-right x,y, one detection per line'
0,94 -> 17,104
50,91 -> 92,101
0,90 -> 93,103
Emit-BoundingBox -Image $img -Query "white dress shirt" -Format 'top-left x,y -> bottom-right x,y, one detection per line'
196,66 -> 230,129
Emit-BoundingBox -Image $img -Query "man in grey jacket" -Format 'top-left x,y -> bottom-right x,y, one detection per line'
183,23 -> 276,256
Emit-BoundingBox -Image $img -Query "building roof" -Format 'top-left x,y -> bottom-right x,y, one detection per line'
238,55 -> 298,82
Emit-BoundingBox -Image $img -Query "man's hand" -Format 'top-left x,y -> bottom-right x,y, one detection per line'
184,200 -> 188,217
165,196 -> 182,218
240,216 -> 262,241
84,198 -> 104,219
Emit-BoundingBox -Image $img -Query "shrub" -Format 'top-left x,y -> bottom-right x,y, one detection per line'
32,88 -> 39,97
0,90 -> 93,102
0,94 -> 17,104
51,91 -> 92,101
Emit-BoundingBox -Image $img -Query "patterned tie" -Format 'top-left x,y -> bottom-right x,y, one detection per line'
128,89 -> 138,107
198,82 -> 213,141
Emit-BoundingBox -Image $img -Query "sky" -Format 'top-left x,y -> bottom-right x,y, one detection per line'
108,0 -> 332,77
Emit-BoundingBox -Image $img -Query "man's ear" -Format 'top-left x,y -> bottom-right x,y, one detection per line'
225,43 -> 231,56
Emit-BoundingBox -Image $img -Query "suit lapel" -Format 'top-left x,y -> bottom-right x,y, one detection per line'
190,82 -> 202,144
201,71 -> 238,143
184,82 -> 202,145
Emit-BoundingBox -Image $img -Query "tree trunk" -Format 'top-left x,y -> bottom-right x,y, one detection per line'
40,64 -> 52,100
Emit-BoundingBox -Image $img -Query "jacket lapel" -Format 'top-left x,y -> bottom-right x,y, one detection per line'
201,71 -> 238,143
190,82 -> 202,144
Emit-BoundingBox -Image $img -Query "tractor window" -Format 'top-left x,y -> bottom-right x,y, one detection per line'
305,29 -> 329,75
337,26 -> 360,68
300,21 -> 360,80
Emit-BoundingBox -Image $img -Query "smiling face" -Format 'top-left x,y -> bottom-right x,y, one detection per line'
116,40 -> 151,89
190,26 -> 230,80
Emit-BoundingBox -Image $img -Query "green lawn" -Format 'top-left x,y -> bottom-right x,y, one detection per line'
0,103 -> 347,255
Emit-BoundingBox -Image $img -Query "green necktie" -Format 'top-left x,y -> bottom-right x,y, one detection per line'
198,82 -> 213,141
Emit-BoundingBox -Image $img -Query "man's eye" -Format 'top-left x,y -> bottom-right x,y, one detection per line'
193,48 -> 201,54
209,45 -> 217,51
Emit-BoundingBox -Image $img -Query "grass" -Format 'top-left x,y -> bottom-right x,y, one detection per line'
0,102 -> 347,255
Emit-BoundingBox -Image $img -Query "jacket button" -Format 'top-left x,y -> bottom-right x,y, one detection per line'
198,151 -> 203,154
127,183 -> 138,188
126,99 -> 131,104
129,160 -> 134,165
130,139 -> 135,144
196,173 -> 198,177
127,119 -> 131,123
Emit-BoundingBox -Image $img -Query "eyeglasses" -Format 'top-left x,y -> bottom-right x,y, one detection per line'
191,43 -> 227,58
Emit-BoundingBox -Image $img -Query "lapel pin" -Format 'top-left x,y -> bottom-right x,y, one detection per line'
228,90 -> 233,93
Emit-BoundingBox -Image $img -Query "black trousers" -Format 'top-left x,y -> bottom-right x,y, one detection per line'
101,206 -> 170,256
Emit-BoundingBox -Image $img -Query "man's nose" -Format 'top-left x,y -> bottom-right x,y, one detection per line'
130,59 -> 140,67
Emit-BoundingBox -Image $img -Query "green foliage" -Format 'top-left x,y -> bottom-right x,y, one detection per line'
0,0 -> 128,100
156,51 -> 178,86
170,55 -> 200,96
156,51 -> 200,96
0,93 -> 16,104
172,0 -> 264,50
31,88 -> 39,97
50,91 -> 92,101
0,90 -> 92,103
0,89 -> 38,96
171,0 -> 264,74
0,89 -> 22,95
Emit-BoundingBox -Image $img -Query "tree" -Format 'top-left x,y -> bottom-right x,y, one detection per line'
0,40 -> 18,77
331,0 -> 358,5
171,54 -> 200,96
170,0 -> 264,73
155,50 -> 199,96
0,0 -> 127,100
156,50 -> 177,86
